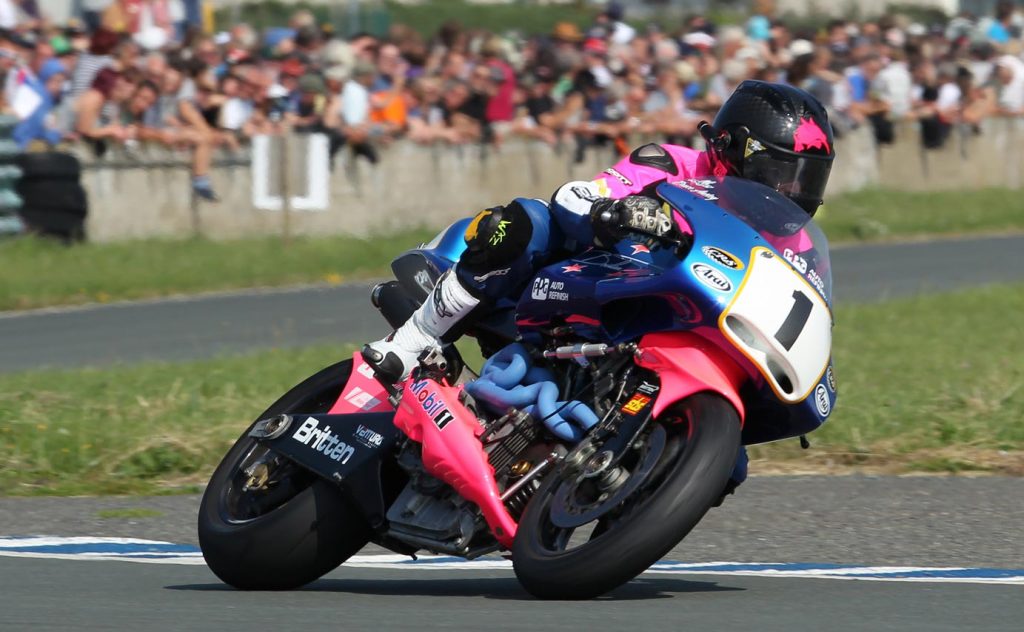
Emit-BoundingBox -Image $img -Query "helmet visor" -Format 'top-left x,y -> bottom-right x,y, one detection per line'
742,148 -> 833,215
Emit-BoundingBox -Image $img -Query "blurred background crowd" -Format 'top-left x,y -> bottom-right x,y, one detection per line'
3,0 -> 1024,201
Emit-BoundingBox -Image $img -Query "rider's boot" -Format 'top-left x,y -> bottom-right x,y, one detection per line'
362,270 -> 479,384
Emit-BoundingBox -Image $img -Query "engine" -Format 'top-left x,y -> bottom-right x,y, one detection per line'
384,405 -> 552,557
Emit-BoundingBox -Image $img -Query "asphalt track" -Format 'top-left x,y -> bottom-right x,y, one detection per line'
1,556 -> 1020,632
1,476 -> 1022,631
1,234 -> 1023,373
2,235 -> 1022,629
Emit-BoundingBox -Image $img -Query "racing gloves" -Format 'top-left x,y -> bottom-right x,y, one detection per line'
590,196 -> 673,246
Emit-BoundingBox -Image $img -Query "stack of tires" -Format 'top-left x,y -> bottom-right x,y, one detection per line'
0,114 -> 24,237
15,152 -> 88,243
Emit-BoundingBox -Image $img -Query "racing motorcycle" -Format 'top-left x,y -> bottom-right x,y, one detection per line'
198,177 -> 837,599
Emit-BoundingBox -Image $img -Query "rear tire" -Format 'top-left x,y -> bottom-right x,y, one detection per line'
512,393 -> 740,599
198,359 -> 373,590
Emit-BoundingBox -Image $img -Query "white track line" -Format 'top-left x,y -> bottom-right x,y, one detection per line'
1,537 -> 1021,585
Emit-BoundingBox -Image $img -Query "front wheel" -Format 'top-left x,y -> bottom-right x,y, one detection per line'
512,393 -> 741,599
198,359 -> 373,590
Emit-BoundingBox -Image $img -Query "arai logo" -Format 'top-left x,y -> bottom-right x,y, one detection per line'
814,384 -> 831,417
701,246 -> 744,270
691,263 -> 732,292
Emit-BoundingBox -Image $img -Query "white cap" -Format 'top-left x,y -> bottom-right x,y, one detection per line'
683,32 -> 717,48
907,23 -> 927,37
214,31 -> 231,46
735,46 -> 762,62
788,39 -> 814,57
885,27 -> 906,48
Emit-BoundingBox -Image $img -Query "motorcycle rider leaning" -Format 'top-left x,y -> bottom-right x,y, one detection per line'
362,80 -> 836,492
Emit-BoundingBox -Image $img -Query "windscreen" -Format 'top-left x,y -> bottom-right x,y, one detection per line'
663,177 -> 832,302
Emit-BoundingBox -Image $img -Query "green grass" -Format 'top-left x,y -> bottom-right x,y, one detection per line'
0,343 -> 357,495
0,229 -> 435,311
1,284 -> 1022,496
95,508 -> 164,519
817,188 -> 1024,242
3,188 -> 1022,313
749,282 -> 1024,472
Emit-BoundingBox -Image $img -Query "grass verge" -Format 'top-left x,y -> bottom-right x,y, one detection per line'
0,229 -> 436,311
816,188 -> 1024,241
1,187 -> 1022,312
1,284 -> 1022,496
749,281 -> 1024,474
0,344 -> 358,495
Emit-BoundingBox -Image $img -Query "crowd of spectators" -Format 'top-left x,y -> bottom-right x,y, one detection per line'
4,0 -> 1024,201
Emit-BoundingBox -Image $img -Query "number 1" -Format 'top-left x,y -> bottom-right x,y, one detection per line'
775,290 -> 812,351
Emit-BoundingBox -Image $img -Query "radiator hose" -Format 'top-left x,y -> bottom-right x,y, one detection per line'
464,343 -> 598,442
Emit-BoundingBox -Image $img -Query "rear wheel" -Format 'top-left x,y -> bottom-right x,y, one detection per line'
512,393 -> 740,599
198,359 -> 373,590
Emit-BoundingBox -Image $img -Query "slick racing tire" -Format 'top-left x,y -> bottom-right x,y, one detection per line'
199,359 -> 373,590
512,393 -> 740,600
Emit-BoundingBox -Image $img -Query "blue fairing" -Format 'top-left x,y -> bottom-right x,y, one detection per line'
413,216 -> 471,273
515,177 -> 836,445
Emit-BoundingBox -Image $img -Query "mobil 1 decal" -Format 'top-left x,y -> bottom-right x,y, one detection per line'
408,379 -> 455,430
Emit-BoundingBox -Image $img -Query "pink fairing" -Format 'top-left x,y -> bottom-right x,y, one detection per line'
392,378 -> 518,548
635,331 -> 747,423
597,144 -> 711,237
328,352 -> 396,414
595,145 -> 713,199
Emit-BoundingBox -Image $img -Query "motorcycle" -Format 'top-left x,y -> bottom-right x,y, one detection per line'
198,176 -> 837,599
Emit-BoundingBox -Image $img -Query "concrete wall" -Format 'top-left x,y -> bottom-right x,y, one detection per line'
76,117 -> 1023,242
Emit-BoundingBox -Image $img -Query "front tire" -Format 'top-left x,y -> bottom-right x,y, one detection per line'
512,393 -> 741,599
198,359 -> 373,590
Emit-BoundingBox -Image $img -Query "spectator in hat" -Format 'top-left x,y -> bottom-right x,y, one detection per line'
994,54 -> 1024,114
0,0 -> 25,30
291,71 -> 328,129
582,37 -> 613,88
598,2 -> 636,46
4,32 -> 53,119
70,26 -> 118,99
13,58 -> 69,148
102,0 -> 175,50
325,59 -> 383,161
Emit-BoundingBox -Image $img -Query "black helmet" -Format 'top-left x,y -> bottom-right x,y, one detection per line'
699,80 -> 835,216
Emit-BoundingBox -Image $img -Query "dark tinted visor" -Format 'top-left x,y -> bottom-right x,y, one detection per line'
743,149 -> 832,215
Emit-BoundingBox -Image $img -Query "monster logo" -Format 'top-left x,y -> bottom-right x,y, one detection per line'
793,117 -> 831,153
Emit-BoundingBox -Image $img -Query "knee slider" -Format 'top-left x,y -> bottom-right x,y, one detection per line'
461,202 -> 534,271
